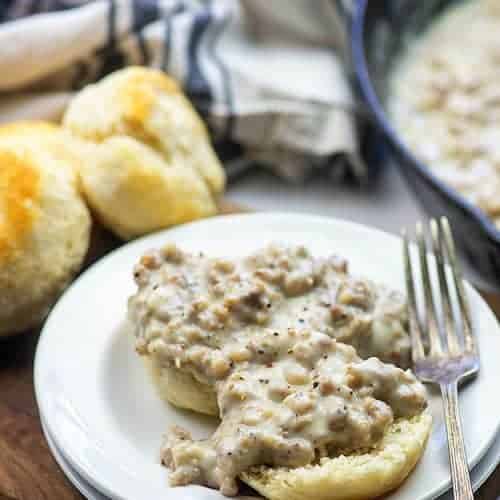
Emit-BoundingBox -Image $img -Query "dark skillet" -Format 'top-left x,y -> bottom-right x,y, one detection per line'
350,0 -> 500,291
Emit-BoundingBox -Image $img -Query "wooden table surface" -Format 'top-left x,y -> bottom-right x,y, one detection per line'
1,202 -> 499,500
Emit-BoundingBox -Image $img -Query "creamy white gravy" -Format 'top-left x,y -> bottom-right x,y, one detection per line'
128,243 -> 426,496
390,0 -> 500,227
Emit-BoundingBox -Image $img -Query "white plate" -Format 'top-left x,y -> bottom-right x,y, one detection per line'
40,406 -> 500,500
34,213 -> 500,500
41,416 -> 106,500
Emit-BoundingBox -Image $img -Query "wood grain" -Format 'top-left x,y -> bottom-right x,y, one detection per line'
0,202 -> 498,500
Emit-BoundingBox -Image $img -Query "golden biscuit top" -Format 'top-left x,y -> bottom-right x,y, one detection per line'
63,66 -> 226,206
0,121 -> 86,179
119,67 -> 181,126
0,121 -> 59,140
0,120 -> 83,263
0,150 -> 40,262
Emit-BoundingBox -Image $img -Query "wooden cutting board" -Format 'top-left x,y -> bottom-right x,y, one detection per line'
0,202 -> 499,500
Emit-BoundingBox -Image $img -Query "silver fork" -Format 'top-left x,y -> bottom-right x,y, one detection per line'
403,217 -> 479,500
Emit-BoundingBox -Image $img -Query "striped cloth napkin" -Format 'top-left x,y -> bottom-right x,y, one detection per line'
0,0 -> 365,181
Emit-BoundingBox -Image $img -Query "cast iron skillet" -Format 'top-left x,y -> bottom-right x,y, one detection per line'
350,0 -> 500,290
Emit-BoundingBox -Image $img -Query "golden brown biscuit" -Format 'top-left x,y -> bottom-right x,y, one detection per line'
242,413 -> 432,500
147,357 -> 219,417
0,122 -> 91,336
63,67 -> 226,240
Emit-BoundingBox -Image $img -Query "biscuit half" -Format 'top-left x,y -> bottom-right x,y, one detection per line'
242,413 -> 432,500
146,357 -> 219,417
144,358 -> 431,500
0,121 -> 91,335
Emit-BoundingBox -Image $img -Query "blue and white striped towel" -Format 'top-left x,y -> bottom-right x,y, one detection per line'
0,0 -> 365,181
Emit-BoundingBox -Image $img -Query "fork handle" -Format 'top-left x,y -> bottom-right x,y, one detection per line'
440,381 -> 474,499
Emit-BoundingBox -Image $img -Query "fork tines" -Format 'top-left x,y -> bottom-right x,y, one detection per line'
402,217 -> 477,364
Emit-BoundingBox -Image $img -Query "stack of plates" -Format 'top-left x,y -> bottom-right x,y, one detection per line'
34,214 -> 500,500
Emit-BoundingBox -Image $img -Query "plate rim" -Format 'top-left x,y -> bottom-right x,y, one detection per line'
41,416 -> 106,500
